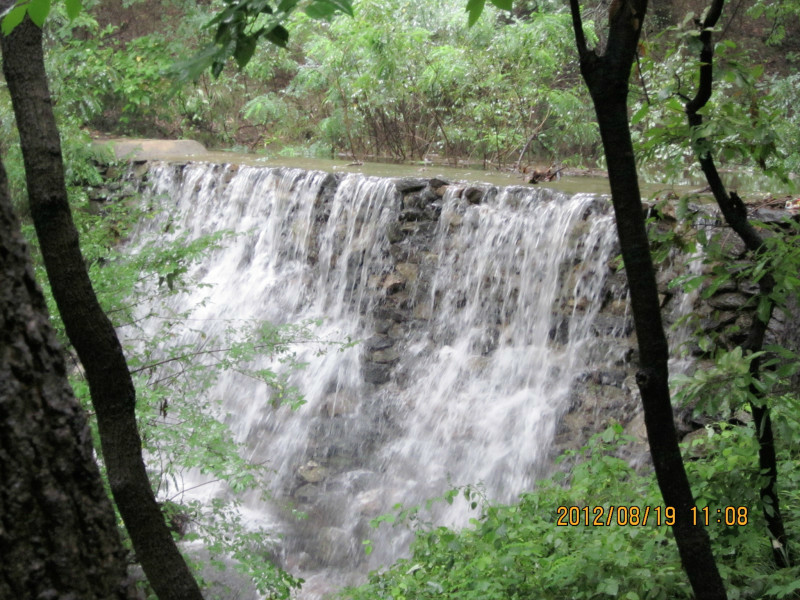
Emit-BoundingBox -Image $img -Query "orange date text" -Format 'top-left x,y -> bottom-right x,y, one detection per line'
555,505 -> 676,527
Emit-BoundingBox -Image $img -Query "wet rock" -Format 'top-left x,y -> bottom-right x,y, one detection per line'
412,299 -> 433,320
682,427 -> 712,458
656,265 -> 680,291
362,362 -> 391,384
753,207 -> 792,224
298,460 -> 327,483
597,370 -> 627,387
365,335 -> 394,351
549,318 -> 569,345
403,188 -> 438,209
294,483 -> 324,503
284,552 -> 313,572
386,222 -> 405,243
395,262 -> 419,284
585,339 -> 635,365
382,273 -> 406,294
738,280 -> 760,295
399,208 -> 427,222
700,311 -> 738,332
419,187 -> 438,204
316,172 -> 341,207
373,319 -> 393,334
322,393 -> 358,418
425,202 -> 443,219
708,292 -> 749,311
604,298 -> 629,316
389,243 -> 412,262
701,277 -> 737,295
622,375 -> 641,404
387,323 -> 406,339
370,347 -> 401,364
374,307 -> 406,322
130,161 -> 150,178
590,314 -> 633,337
463,186 -> 486,204
403,193 -> 424,210
384,290 -> 411,309
400,220 -> 436,236
624,411 -> 647,443
392,177 -> 427,193
355,489 -> 384,516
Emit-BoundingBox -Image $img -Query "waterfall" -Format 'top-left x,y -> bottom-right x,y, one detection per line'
129,162 -> 626,597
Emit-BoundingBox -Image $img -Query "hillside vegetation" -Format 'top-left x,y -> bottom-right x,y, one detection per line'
7,0 -> 797,179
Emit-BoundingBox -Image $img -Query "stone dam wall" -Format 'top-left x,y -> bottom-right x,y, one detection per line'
95,161 -> 797,467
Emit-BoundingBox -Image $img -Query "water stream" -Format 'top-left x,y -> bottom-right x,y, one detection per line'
131,162 -> 625,598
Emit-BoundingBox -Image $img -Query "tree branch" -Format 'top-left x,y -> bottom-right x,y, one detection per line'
681,0 -> 790,568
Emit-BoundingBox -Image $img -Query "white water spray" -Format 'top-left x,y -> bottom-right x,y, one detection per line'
131,163 -> 622,597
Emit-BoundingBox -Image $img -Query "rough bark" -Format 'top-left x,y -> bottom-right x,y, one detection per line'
568,1 -> 727,598
0,154 -> 132,599
0,17 -> 204,600
684,0 -> 789,568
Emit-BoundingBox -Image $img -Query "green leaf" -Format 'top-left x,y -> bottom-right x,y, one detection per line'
489,0 -> 512,9
465,0 -> 485,27
306,0 -> 353,19
233,35 -> 257,68
264,24 -> 289,48
64,0 -> 81,19
631,103 -> 650,126
757,295 -> 772,324
211,58 -> 225,78
277,0 -> 299,13
325,0 -> 354,16
1,4 -> 27,35
169,43 -> 222,84
304,2 -> 334,18
27,0 -> 51,26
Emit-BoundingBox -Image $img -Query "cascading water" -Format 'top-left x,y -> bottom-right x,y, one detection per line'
130,162 -> 625,598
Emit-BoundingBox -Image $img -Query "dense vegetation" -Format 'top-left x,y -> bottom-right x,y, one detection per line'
0,0 -> 795,174
2,0 -> 800,598
343,419 -> 800,599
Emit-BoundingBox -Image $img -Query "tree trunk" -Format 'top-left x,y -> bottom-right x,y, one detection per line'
0,17 -> 204,600
568,1 -> 727,598
0,153 -> 133,599
684,0 -> 789,568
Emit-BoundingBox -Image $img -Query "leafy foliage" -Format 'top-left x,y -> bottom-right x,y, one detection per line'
280,0 -> 597,164
342,423 -> 800,600
0,0 -> 81,34
2,0 -> 602,163
632,20 -> 798,186
171,0 -> 353,81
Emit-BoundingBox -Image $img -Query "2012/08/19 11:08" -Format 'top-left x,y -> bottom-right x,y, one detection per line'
556,505 -> 749,527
